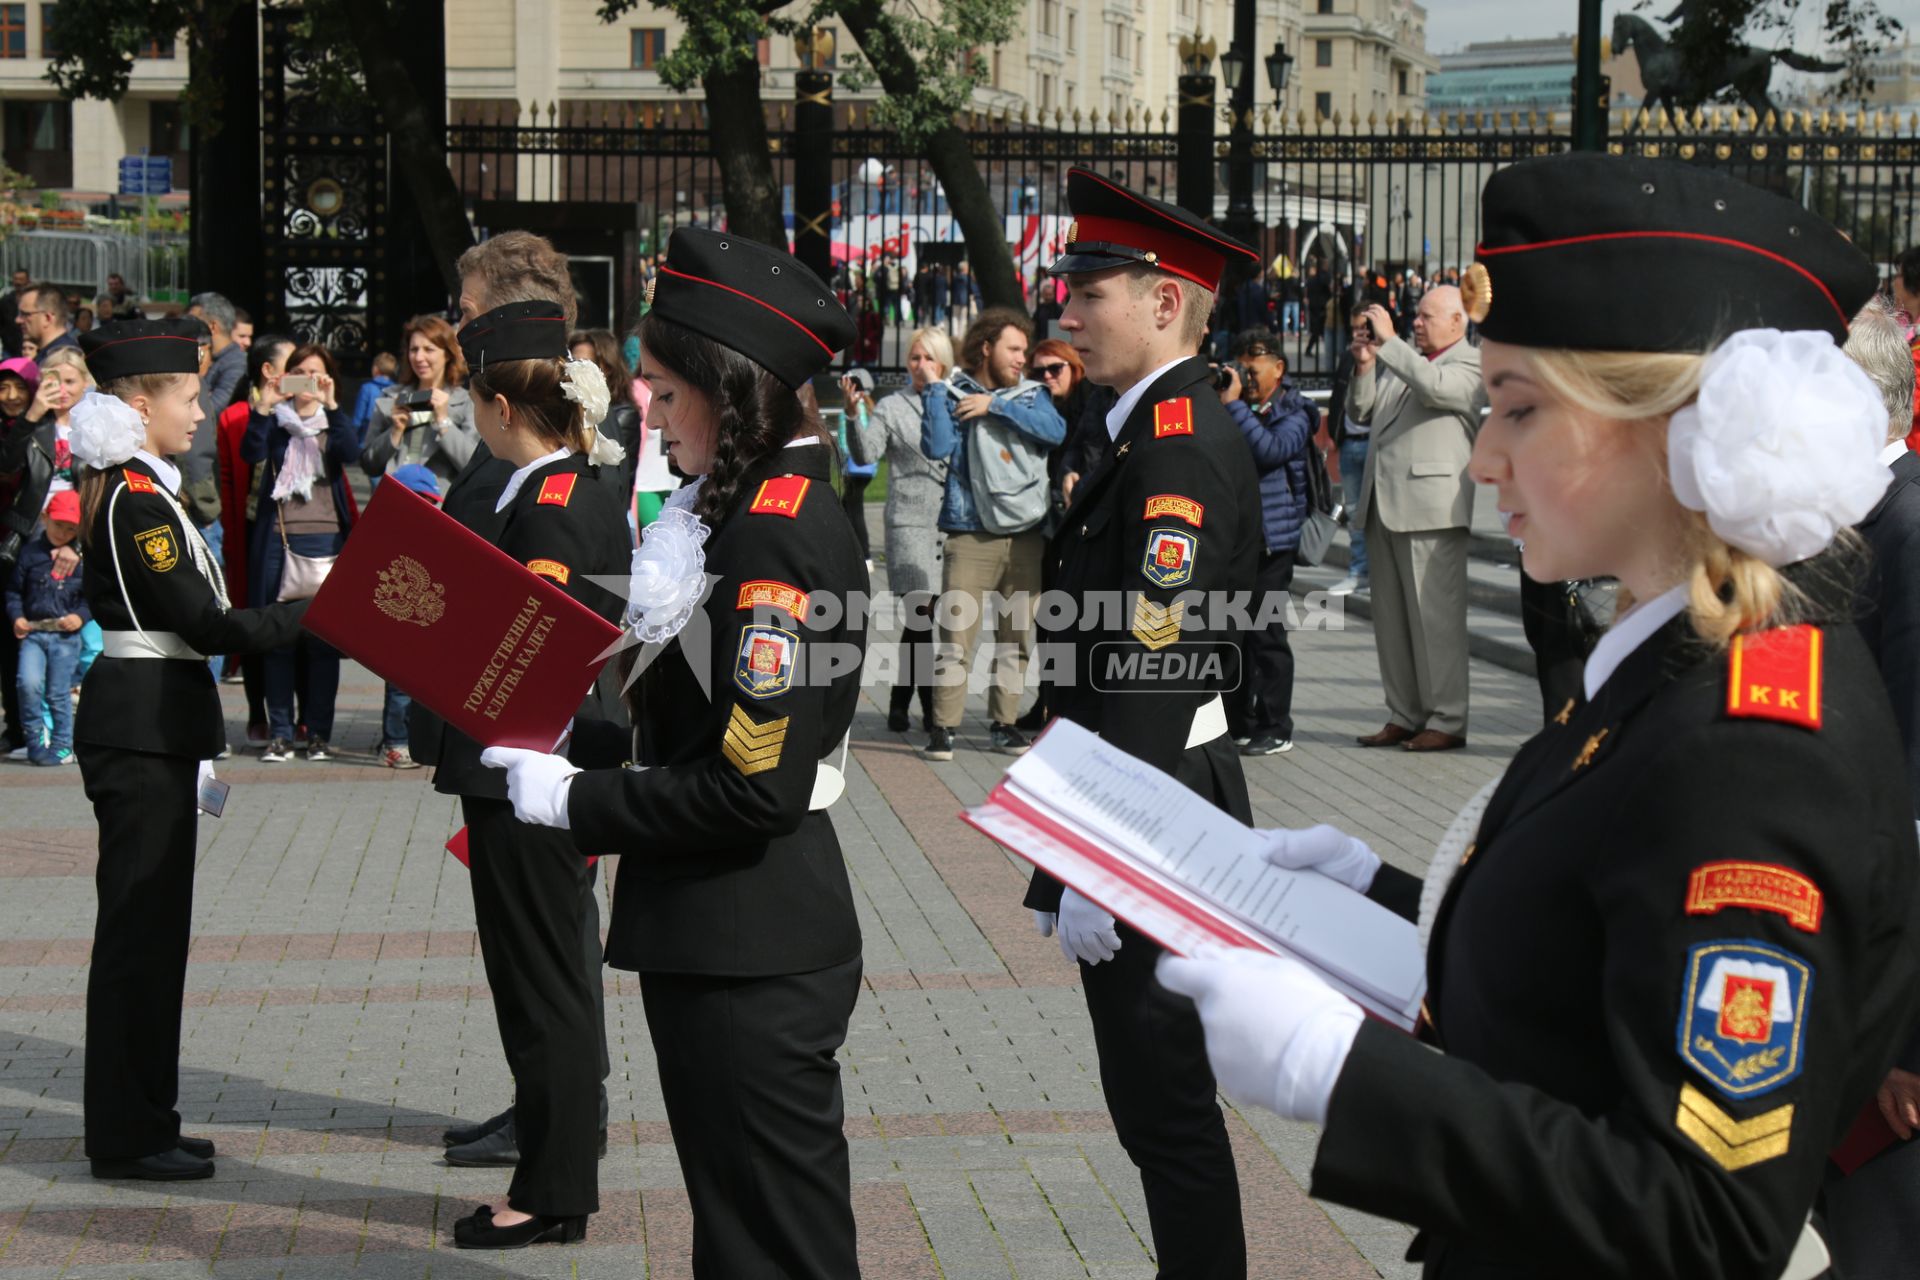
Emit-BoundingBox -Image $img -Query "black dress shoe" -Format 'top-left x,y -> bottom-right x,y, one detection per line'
886,706 -> 911,732
445,1121 -> 519,1166
176,1135 -> 216,1159
453,1207 -> 588,1249
443,1105 -> 514,1148
91,1148 -> 215,1181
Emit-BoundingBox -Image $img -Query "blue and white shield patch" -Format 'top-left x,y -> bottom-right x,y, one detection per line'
734,625 -> 798,700
1677,939 -> 1812,1100
1142,528 -> 1197,589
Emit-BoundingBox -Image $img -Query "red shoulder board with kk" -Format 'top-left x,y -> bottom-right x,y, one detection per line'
749,475 -> 811,518
536,473 -> 577,507
123,469 -> 157,494
1152,398 -> 1195,438
1726,624 -> 1822,731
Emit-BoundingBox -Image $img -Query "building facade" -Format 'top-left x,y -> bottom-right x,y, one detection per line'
1296,0 -> 1434,124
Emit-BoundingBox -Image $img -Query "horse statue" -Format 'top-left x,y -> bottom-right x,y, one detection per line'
1612,12 -> 1846,128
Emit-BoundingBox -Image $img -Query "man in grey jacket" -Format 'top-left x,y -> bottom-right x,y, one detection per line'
180,293 -> 246,559
1347,285 -> 1484,751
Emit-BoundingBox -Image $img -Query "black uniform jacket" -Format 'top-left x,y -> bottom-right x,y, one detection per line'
566,443 -> 868,979
431,450 -> 629,799
1855,448 -> 1920,819
1025,357 -> 1262,912
1312,607 -> 1920,1280
76,456 -> 307,758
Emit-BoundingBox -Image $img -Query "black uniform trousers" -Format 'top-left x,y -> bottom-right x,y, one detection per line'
78,744 -> 200,1160
640,956 -> 863,1280
1227,549 -> 1298,741
463,796 -> 602,1217
1079,736 -> 1249,1280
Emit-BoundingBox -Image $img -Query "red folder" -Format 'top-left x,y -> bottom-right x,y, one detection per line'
1831,1098 -> 1903,1175
304,481 -> 623,751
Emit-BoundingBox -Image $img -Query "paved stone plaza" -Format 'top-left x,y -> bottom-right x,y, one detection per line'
0,579 -> 1544,1277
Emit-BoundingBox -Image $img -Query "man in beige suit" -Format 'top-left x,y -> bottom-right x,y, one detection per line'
1347,286 -> 1484,751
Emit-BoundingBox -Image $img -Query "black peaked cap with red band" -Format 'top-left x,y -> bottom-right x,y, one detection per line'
81,318 -> 203,382
1474,153 -> 1875,350
459,300 -> 569,371
1047,167 -> 1259,290
647,227 -> 855,389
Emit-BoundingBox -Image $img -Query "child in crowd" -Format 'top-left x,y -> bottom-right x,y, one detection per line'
352,351 -> 400,432
6,489 -> 87,765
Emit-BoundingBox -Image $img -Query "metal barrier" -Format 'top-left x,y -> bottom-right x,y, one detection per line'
0,229 -> 191,308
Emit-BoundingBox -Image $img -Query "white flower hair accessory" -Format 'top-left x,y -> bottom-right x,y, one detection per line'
561,357 -> 612,430
623,505 -> 712,645
1668,328 -> 1892,568
68,392 -> 147,470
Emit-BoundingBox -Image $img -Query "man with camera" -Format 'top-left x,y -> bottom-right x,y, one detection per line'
1348,284 -> 1484,752
1216,331 -> 1315,756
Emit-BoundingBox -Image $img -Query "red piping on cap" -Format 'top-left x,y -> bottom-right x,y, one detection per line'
1475,230 -> 1847,328
655,266 -> 835,356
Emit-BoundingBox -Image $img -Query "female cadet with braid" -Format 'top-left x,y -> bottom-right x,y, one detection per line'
483,228 -> 869,1278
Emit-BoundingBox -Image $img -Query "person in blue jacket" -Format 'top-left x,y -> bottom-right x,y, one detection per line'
1219,329 -> 1314,755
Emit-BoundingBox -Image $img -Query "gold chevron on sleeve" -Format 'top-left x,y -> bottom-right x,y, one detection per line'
1675,1083 -> 1793,1172
722,704 -> 789,776
1131,596 -> 1186,652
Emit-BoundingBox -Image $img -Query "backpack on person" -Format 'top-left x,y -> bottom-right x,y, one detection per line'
950,371 -> 1052,535
1294,426 -> 1340,568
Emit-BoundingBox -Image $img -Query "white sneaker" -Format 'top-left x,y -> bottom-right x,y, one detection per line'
1328,576 -> 1367,597
6,746 -> 30,762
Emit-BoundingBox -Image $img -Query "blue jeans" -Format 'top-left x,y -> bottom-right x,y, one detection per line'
383,684 -> 410,748
1338,435 -> 1371,582
18,630 -> 81,760
261,528 -> 343,741
1282,300 -> 1301,333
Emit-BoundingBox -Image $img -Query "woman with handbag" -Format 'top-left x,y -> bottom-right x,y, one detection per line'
837,367 -> 877,567
241,344 -> 361,763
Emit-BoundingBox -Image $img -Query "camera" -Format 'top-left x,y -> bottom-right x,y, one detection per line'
398,387 -> 435,425
1212,362 -> 1256,396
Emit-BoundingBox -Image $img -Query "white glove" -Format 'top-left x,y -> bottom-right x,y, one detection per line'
479,747 -> 581,830
1256,824 -> 1381,893
1057,888 -> 1122,966
1032,910 -> 1056,937
1156,946 -> 1363,1124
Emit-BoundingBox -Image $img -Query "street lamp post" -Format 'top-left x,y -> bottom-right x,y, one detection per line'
1176,36 -> 1218,219
1219,0 -> 1258,246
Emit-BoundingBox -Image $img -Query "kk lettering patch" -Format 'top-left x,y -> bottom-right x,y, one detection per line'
736,579 -> 810,620
1141,528 -> 1197,589
1152,398 -> 1195,438
123,469 -> 157,495
749,475 -> 812,518
1143,494 -> 1205,528
1677,939 -> 1812,1100
1726,624 -> 1822,730
536,473 -> 577,507
134,524 -> 179,573
734,625 -> 798,700
526,558 -> 570,585
1685,862 -> 1824,934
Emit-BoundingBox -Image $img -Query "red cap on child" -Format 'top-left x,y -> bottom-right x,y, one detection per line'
45,491 -> 81,525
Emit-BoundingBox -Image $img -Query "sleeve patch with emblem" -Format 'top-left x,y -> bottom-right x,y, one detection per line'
1143,494 -> 1204,528
536,473 -> 577,507
749,475 -> 811,518
1675,1082 -> 1794,1172
737,579 -> 810,619
123,469 -> 157,494
734,624 -> 798,699
527,558 -> 570,585
1726,624 -> 1822,730
1152,398 -> 1194,438
1142,528 -> 1197,588
1131,596 -> 1186,651
134,524 -> 179,573
1677,939 -> 1812,1099
1685,862 -> 1823,934
721,704 -> 789,776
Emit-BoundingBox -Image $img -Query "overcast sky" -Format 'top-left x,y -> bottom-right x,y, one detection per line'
1423,0 -> 1920,56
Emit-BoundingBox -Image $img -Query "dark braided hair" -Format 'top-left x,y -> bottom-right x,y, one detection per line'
634,311 -> 827,531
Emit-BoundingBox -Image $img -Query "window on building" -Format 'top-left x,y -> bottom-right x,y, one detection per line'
1317,0 -> 1335,12
1065,10 -> 1076,51
1109,20 -> 1125,59
1314,91 -> 1332,120
756,37 -> 769,66
992,48 -> 1001,86
3,99 -> 70,186
1134,31 -> 1143,69
1397,68 -> 1408,95
36,2 -> 56,57
630,28 -> 666,71
1315,39 -> 1332,68
136,33 -> 174,58
2,4 -> 29,56
1039,0 -> 1057,38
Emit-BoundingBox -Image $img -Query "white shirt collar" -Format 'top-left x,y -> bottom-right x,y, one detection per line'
1582,583 -> 1689,702
1879,439 -> 1909,468
133,449 -> 182,495
1105,357 -> 1191,441
785,435 -> 819,448
495,447 -> 574,513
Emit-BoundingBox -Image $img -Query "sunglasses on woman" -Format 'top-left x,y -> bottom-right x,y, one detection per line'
1033,362 -> 1070,379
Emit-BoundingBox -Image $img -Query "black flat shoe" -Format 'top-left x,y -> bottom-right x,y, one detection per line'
91,1148 -> 214,1181
176,1135 -> 216,1159
443,1105 -> 514,1148
453,1209 -> 588,1249
886,707 -> 910,732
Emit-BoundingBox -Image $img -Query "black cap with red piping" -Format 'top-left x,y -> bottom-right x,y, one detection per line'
1046,168 -> 1259,291
646,227 -> 855,389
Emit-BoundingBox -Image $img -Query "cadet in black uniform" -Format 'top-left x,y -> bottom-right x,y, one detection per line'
1160,154 -> 1920,1279
428,302 -> 631,1249
484,228 -> 867,1278
70,320 -> 309,1180
1024,168 -> 1264,1278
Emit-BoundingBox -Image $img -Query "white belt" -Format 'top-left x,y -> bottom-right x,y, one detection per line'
1185,694 -> 1227,749
1781,1217 -> 1829,1280
101,630 -> 205,661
